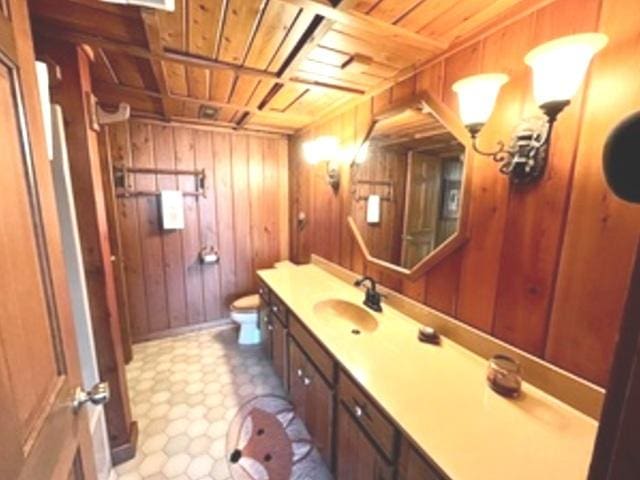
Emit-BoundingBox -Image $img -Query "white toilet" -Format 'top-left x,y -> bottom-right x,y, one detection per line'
230,294 -> 262,345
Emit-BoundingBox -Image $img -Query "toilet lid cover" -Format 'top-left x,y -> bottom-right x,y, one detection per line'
231,294 -> 261,312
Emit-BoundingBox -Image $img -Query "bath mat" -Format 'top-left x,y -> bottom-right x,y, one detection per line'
226,395 -> 333,480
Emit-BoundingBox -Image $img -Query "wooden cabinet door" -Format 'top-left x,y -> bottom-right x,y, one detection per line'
0,2 -> 95,479
271,315 -> 288,390
301,353 -> 333,467
397,437 -> 443,480
289,338 -> 334,468
336,404 -> 394,480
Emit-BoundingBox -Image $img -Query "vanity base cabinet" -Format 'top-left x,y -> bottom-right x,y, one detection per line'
288,337 -> 334,468
260,281 -> 447,480
336,403 -> 394,480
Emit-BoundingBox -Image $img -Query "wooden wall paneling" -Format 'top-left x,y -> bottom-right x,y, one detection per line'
152,125 -> 188,330
424,249 -> 462,316
491,0 -> 600,355
263,137 -> 283,266
195,129 -> 223,322
391,75 -> 417,105
546,0 -> 640,385
277,137 -> 290,260
110,122 -> 150,340
174,127 -> 206,325
339,111 -> 355,270
212,131 -> 236,314
99,125 -> 133,364
441,41 -> 506,333
289,0 -> 640,386
249,135 -> 268,276
231,134 -> 254,295
131,121 -> 170,334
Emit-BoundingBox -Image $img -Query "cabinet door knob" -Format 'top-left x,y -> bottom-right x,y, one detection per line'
296,368 -> 303,378
272,305 -> 278,313
353,404 -> 363,418
303,376 -> 311,387
267,323 -> 274,331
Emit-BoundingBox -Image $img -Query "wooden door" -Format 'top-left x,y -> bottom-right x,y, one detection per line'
401,151 -> 442,269
335,404 -> 394,480
0,2 -> 95,479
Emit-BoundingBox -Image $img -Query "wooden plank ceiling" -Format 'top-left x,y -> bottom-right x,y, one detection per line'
29,0 -> 537,134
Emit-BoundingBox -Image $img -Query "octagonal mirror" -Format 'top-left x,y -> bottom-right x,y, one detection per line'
348,95 -> 471,278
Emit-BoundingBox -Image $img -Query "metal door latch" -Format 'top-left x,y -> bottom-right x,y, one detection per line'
73,382 -> 110,412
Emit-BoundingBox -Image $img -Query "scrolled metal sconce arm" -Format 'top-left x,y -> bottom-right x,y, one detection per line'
468,99 -> 568,185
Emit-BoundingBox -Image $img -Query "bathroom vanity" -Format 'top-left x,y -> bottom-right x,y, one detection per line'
257,262 -> 598,480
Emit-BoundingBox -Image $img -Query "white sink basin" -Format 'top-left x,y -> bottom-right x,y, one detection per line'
313,299 -> 378,333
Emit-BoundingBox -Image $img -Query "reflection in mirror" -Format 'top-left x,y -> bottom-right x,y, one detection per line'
350,104 -> 466,270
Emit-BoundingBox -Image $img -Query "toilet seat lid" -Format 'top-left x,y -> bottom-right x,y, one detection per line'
231,294 -> 261,312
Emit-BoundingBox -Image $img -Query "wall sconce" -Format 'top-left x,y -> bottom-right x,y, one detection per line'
303,135 -> 341,190
452,33 -> 608,184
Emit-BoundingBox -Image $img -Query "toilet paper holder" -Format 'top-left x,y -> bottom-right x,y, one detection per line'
199,246 -> 220,265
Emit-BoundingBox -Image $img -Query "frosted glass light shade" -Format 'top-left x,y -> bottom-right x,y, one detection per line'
452,73 -> 509,127
525,33 -> 608,106
303,135 -> 338,165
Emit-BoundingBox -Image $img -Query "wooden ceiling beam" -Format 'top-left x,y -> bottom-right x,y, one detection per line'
274,0 -> 448,52
34,23 -> 366,97
240,0 -> 359,128
92,81 -> 313,124
139,9 -> 171,118
129,111 -> 295,136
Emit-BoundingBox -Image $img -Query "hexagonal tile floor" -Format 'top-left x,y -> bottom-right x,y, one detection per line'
115,325 -> 288,480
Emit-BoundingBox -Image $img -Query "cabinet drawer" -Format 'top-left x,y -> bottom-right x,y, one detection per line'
338,370 -> 397,461
397,436 -> 446,480
289,314 -> 335,385
269,293 -> 287,326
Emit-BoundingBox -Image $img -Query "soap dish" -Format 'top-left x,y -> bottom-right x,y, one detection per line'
418,326 -> 440,345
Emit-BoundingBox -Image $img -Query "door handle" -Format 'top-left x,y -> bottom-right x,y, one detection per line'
73,382 -> 110,412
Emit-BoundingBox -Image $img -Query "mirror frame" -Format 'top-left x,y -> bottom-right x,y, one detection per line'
347,90 -> 473,280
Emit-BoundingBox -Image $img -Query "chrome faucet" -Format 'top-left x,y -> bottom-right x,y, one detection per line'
354,276 -> 383,312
